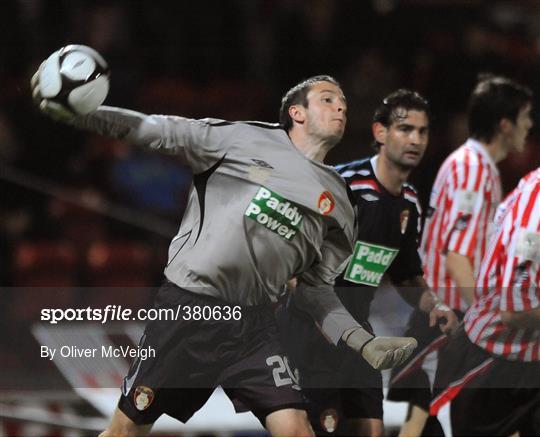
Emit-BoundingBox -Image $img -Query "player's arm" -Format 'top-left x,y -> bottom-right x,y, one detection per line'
497,179 -> 540,330
31,66 -> 232,172
490,178 -> 540,329
294,280 -> 417,370
500,307 -> 540,330
295,227 -> 417,371
443,164 -> 491,306
446,251 -> 475,305
391,197 -> 458,333
396,275 -> 459,334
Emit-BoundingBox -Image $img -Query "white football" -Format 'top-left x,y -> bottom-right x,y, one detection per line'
39,45 -> 110,115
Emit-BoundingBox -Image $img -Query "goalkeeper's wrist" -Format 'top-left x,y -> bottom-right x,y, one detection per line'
341,327 -> 375,353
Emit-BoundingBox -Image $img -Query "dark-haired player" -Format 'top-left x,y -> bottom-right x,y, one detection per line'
32,69 -> 418,437
390,75 -> 533,436
279,89 -> 457,436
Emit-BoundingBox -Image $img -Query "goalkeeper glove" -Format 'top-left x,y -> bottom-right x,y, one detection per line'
342,327 -> 417,370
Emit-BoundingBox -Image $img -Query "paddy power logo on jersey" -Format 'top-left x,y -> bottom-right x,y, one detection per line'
245,186 -> 303,240
344,241 -> 399,286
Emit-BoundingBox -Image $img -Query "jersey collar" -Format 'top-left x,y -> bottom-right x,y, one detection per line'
465,138 -> 500,176
370,154 -> 406,197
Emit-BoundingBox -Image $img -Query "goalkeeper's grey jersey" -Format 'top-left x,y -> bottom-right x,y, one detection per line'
75,107 -> 359,342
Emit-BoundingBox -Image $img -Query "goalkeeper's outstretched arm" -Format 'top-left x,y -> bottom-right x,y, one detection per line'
32,69 -> 233,173
294,280 -> 418,371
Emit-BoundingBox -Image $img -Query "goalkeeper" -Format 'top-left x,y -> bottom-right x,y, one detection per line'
32,68 -> 417,437
278,90 -> 458,436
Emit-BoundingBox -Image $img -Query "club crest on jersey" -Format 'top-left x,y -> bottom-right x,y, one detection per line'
318,191 -> 335,215
400,209 -> 409,234
134,386 -> 154,411
245,186 -> 303,241
320,408 -> 339,433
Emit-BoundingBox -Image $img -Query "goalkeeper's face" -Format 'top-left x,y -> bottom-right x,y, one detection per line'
304,81 -> 347,145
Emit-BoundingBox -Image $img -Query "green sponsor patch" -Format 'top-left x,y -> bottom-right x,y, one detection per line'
344,241 -> 399,286
245,187 -> 303,241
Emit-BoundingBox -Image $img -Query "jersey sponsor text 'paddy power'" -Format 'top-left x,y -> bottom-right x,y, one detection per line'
344,241 -> 399,286
245,186 -> 303,240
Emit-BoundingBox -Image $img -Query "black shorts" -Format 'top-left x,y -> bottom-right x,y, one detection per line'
276,295 -> 383,434
432,327 -> 540,436
387,309 -> 464,412
119,281 -> 305,425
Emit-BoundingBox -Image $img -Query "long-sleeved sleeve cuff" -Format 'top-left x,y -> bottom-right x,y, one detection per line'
294,281 -> 361,344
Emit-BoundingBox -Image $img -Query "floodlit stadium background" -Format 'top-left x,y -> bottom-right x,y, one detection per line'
1,0 -> 540,435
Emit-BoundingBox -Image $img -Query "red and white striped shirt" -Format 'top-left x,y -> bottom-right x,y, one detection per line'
421,139 -> 502,311
465,168 -> 540,361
